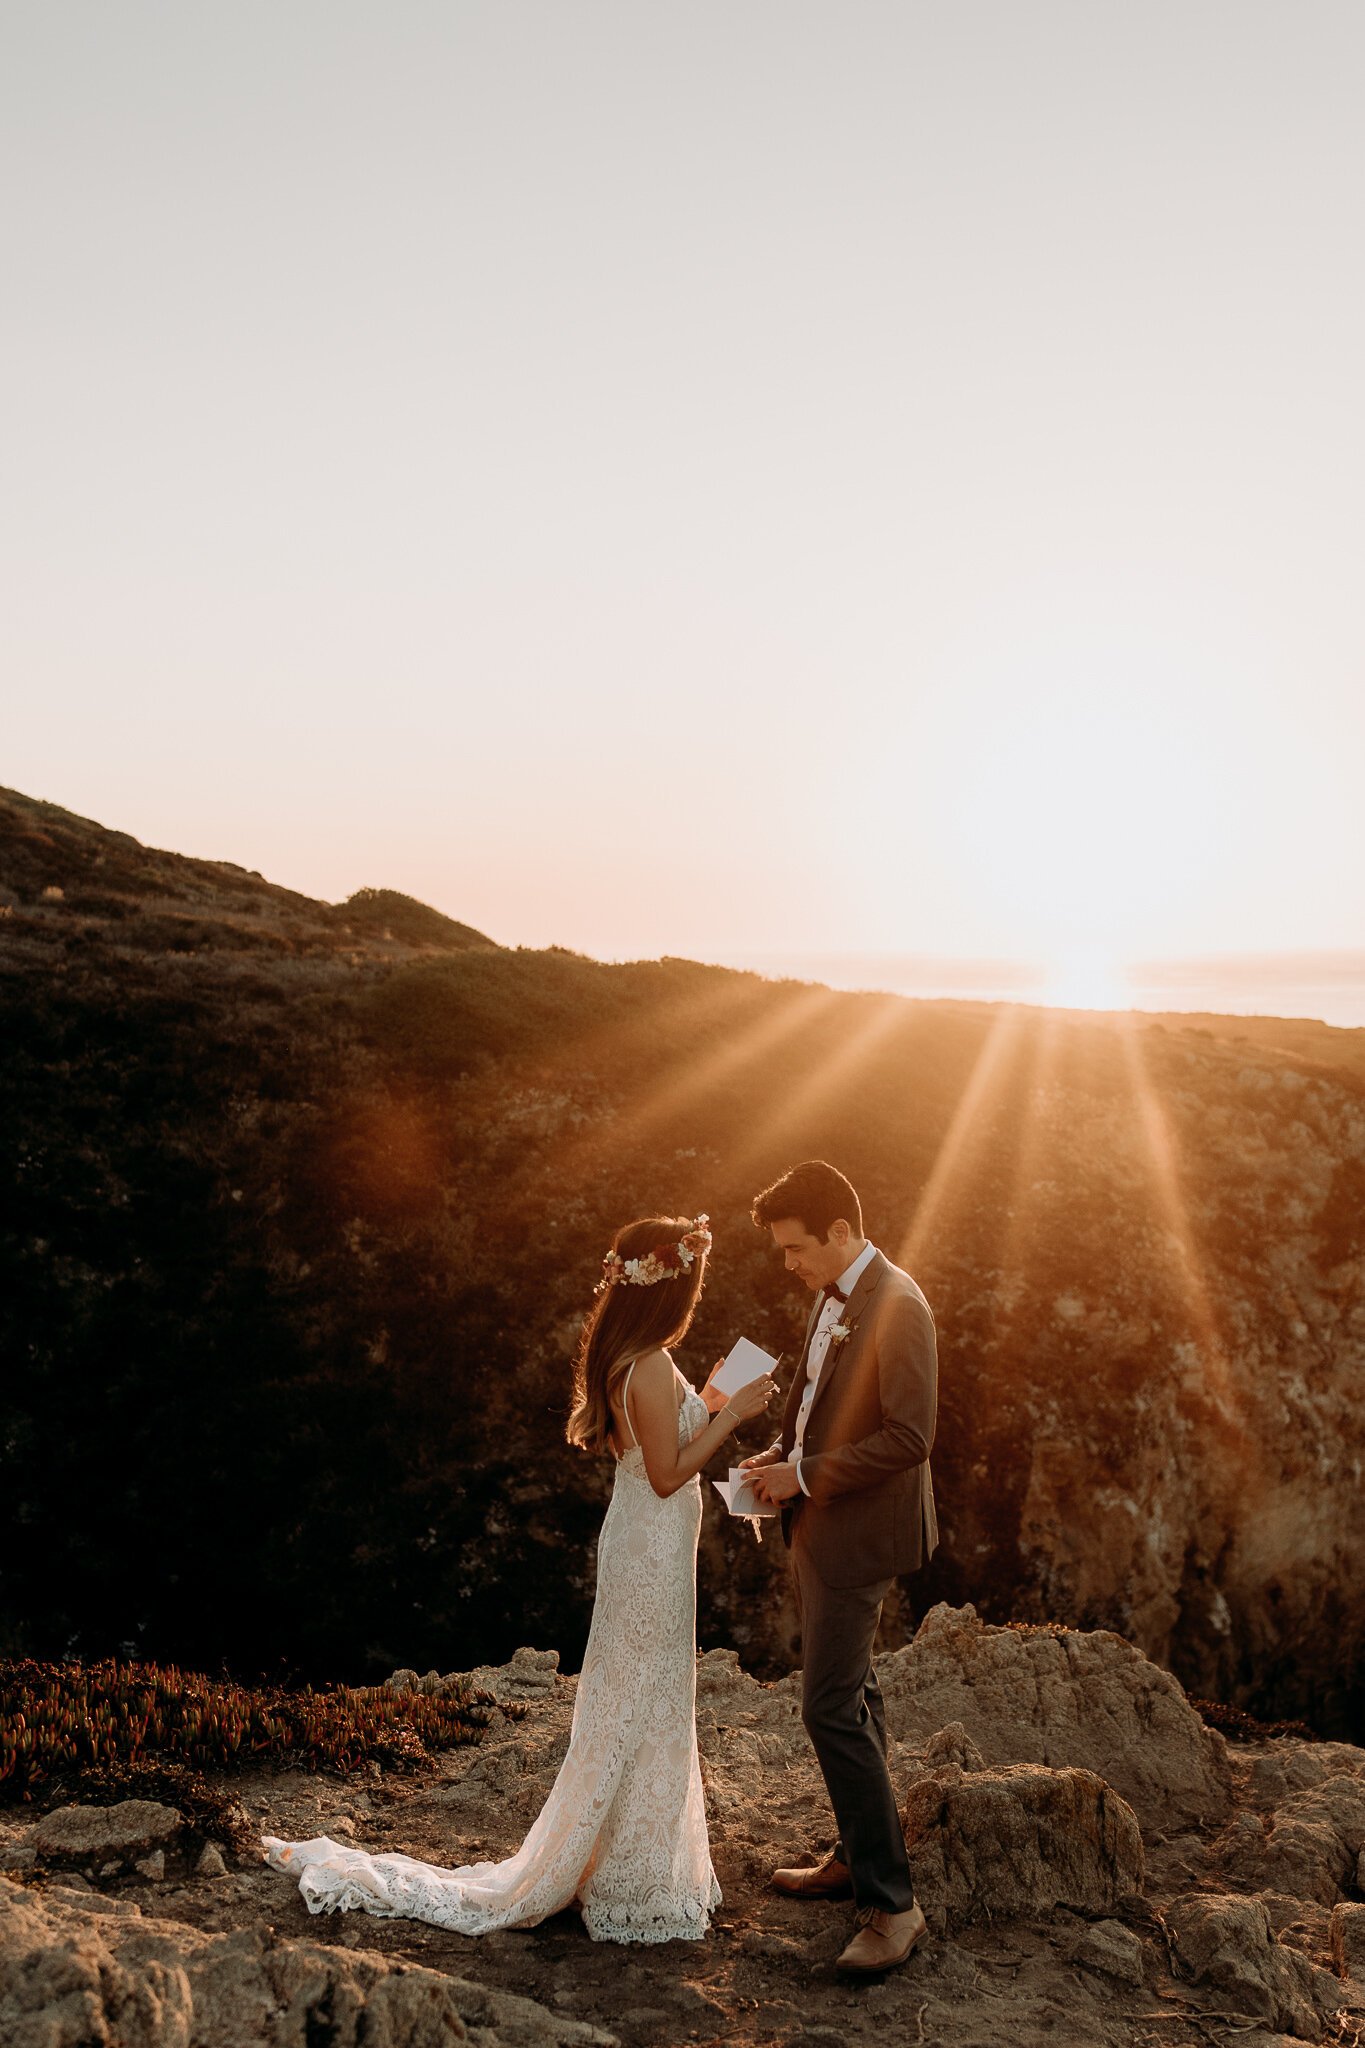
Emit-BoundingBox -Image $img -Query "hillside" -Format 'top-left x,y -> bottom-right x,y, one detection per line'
2,787 -> 1363,1735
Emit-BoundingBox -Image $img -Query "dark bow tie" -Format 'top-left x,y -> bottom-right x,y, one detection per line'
819,1282 -> 846,1306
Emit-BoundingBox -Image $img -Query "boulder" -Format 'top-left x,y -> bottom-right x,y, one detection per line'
0,1874 -> 618,2048
56,1889 -> 145,1920
695,1647 -> 800,1749
1071,1918 -> 1146,1986
901,1760 -> 1144,1934
920,1721 -> 986,1773
387,1647 -> 561,1706
195,1842 -> 229,1879
30,1799 -> 183,1864
1247,1742 -> 1347,1809
1164,1891 -> 1340,2040
1331,1902 -> 1365,1981
1251,1814 -> 1352,1908
1219,1773 -> 1365,1905
879,1604 -> 1233,1829
460,1647 -> 561,1703
1262,1893 -> 1332,1955
383,1667 -> 452,1698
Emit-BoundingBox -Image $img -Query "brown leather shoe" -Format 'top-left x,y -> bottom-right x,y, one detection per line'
770,1852 -> 854,1900
835,1902 -> 928,1973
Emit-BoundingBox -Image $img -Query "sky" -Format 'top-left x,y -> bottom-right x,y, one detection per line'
5,2 -> 1364,998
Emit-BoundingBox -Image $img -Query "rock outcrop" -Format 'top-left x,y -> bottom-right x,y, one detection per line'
1164,1891 -> 1343,2041
901,1759 -> 1144,1933
1229,1767 -> 1365,1904
1331,1902 -> 1365,1983
30,1798 -> 184,1866
696,1604 -> 1235,1831
387,1648 -> 562,1707
878,1603 -> 1235,1828
0,1875 -> 617,2048
1071,1917 -> 1146,1986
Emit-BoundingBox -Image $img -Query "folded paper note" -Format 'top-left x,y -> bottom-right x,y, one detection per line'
708,1336 -> 780,1401
712,1468 -> 780,1518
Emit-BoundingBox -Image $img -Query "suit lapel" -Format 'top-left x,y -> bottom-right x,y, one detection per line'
841,1248 -> 887,1324
806,1251 -> 887,1431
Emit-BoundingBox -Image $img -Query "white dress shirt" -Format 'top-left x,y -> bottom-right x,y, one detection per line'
793,1240 -> 878,1496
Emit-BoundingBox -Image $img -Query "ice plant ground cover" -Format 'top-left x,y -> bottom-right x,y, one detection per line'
0,1656 -> 503,1806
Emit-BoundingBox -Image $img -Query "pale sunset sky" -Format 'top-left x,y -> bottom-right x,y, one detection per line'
4,4 -> 1363,1007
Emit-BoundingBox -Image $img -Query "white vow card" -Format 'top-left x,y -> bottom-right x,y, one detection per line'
709,1336 -> 779,1401
711,1469 -> 779,1518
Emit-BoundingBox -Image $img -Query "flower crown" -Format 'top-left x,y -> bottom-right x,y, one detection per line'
595,1215 -> 712,1296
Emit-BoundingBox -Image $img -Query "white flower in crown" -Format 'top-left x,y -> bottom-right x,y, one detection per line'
595,1214 -> 712,1295
828,1321 -> 852,1346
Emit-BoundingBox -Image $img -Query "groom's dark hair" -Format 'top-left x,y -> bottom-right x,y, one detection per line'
751,1160 -> 863,1242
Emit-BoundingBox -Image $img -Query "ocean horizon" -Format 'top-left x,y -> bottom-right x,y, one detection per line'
703,949 -> 1365,1032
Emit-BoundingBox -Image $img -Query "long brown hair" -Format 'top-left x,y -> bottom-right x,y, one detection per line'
566,1216 -> 709,1455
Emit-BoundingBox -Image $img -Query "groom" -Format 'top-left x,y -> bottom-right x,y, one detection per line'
745,1159 -> 938,1974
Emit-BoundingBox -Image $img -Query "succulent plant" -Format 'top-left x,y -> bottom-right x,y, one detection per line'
0,1654 -> 499,1802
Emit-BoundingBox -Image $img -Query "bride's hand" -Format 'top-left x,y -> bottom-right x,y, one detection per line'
725,1373 -> 777,1424
700,1359 -> 729,1415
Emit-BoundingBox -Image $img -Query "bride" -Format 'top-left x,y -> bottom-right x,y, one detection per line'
262,1211 -> 776,1943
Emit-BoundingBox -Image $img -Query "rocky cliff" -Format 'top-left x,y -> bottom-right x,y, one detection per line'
5,1610 -> 1365,2047
2,785 -> 1363,1731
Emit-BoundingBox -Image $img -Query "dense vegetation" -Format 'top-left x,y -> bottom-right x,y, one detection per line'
0,1653 -> 494,1803
3,788 -> 1363,1734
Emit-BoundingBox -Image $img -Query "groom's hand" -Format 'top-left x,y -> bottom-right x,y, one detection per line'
750,1461 -> 802,1505
737,1443 -> 782,1472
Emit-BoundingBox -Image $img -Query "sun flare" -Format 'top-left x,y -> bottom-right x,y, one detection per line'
1037,953 -> 1131,1012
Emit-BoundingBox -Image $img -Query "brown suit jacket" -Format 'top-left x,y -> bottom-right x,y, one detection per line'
776,1248 -> 938,1589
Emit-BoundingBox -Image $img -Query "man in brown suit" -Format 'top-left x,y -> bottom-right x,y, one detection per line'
745,1160 -> 938,1974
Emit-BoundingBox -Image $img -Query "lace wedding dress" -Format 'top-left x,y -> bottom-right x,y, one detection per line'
261,1365 -> 721,1943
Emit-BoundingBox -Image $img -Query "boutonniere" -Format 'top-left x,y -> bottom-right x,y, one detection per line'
829,1321 -> 852,1346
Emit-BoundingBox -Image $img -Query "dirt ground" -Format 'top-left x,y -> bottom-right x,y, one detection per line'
151,1674 -> 1335,2048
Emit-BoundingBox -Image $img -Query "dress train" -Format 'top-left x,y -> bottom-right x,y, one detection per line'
262,1375 -> 720,1944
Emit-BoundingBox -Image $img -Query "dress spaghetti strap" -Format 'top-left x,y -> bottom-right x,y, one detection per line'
617,1359 -> 640,1450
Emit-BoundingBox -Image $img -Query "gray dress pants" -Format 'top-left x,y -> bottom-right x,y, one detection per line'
792,1526 -> 916,1914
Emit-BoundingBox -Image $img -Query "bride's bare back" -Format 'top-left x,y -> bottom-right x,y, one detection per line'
607,1346 -> 686,1450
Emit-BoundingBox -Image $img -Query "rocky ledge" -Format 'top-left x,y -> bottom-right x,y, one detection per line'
4,1605 -> 1365,2048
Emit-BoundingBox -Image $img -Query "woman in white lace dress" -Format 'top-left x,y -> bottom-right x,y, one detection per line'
262,1211 -> 776,1944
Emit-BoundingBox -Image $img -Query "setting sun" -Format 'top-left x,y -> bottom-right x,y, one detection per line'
1036,953 -> 1131,1012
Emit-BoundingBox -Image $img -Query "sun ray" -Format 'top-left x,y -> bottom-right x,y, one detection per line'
723,990 -> 911,1186
896,1004 -> 1027,1273
1114,1013 -> 1230,1390
546,974 -> 846,1191
982,1005 -> 1070,1281
568,960 -> 774,1082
